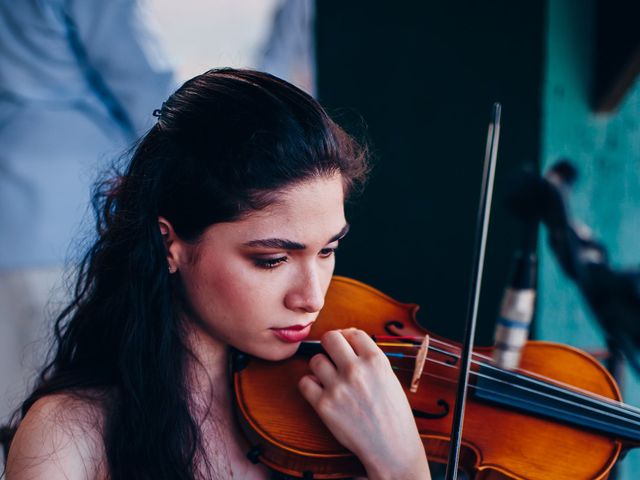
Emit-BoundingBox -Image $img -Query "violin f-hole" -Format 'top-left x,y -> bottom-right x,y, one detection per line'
384,320 -> 423,338
412,399 -> 450,420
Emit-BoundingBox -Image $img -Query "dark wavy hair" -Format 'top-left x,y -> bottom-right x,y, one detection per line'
4,69 -> 368,479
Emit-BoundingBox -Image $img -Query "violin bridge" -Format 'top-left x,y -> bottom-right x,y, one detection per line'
410,335 -> 429,393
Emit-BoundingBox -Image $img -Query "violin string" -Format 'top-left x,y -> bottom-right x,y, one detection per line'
433,352 -> 640,418
470,371 -> 640,427
387,358 -> 640,428
300,339 -> 640,427
400,336 -> 497,363
374,336 -> 497,364
469,369 -> 640,424
376,342 -> 422,348
402,335 -> 636,412
479,360 -> 640,418
374,337 -> 640,417
466,352 -> 640,417
302,338 -> 639,416
375,335 -> 422,340
386,355 -> 640,426
374,338 -> 640,416
428,337 -> 495,362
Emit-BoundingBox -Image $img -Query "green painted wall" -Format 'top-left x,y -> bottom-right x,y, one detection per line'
539,0 -> 640,477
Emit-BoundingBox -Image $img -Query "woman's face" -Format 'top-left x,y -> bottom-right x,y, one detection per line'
170,174 -> 348,361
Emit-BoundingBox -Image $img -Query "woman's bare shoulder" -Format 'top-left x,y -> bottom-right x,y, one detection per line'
6,392 -> 108,480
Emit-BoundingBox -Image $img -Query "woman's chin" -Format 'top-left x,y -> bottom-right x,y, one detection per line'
249,342 -> 300,362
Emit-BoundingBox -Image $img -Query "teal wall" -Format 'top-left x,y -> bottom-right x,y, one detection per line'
539,0 -> 640,476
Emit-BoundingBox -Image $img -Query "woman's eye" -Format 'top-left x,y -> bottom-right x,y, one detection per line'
319,247 -> 337,258
254,256 -> 288,269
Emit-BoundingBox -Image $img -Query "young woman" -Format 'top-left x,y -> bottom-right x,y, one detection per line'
5,69 -> 430,479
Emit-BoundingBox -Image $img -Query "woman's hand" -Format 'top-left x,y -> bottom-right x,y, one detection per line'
298,328 -> 431,480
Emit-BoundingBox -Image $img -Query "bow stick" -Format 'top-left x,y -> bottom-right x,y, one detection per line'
444,103 -> 501,480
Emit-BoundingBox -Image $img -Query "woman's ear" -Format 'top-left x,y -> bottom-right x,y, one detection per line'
158,216 -> 179,274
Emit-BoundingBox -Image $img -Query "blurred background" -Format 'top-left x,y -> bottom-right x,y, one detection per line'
2,0 -> 640,477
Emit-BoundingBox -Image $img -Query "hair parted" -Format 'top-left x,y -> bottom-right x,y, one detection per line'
7,68 -> 369,479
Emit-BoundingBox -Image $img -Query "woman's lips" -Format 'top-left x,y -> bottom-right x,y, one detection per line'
271,323 -> 312,343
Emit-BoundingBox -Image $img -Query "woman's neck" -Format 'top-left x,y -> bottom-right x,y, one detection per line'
182,321 -> 270,479
183,320 -> 231,415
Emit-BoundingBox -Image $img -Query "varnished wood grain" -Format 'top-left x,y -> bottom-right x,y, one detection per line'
233,276 -> 628,479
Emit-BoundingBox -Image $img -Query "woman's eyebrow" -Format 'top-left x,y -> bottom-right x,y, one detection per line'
329,223 -> 350,243
242,223 -> 350,250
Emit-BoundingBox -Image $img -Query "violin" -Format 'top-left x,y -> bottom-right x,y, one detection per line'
232,276 -> 640,479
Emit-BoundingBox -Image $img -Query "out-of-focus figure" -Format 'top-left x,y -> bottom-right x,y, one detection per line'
0,0 -> 174,425
258,0 -> 316,96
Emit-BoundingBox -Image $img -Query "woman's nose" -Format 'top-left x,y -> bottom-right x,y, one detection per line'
284,266 -> 326,313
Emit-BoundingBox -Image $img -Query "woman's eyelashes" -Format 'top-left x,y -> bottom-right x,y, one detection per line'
254,256 -> 288,269
319,246 -> 338,258
252,246 -> 338,270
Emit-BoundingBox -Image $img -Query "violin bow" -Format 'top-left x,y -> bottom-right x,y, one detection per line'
444,103 -> 502,480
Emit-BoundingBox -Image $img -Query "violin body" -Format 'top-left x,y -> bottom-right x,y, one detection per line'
232,276 -> 633,479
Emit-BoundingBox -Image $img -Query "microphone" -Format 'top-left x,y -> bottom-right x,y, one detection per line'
492,167 -> 542,370
493,241 -> 537,370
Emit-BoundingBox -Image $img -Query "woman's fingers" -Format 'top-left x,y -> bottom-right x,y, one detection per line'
319,328 -> 386,370
298,374 -> 323,406
307,353 -> 337,387
297,327 -> 430,479
319,329 -> 358,371
338,328 -> 384,359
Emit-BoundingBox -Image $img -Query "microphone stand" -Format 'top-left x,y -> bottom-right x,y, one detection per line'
508,160 -> 640,375
506,160 -> 640,480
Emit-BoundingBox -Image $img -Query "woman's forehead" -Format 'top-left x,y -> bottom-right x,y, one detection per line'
255,176 -> 344,216
206,176 -> 347,243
